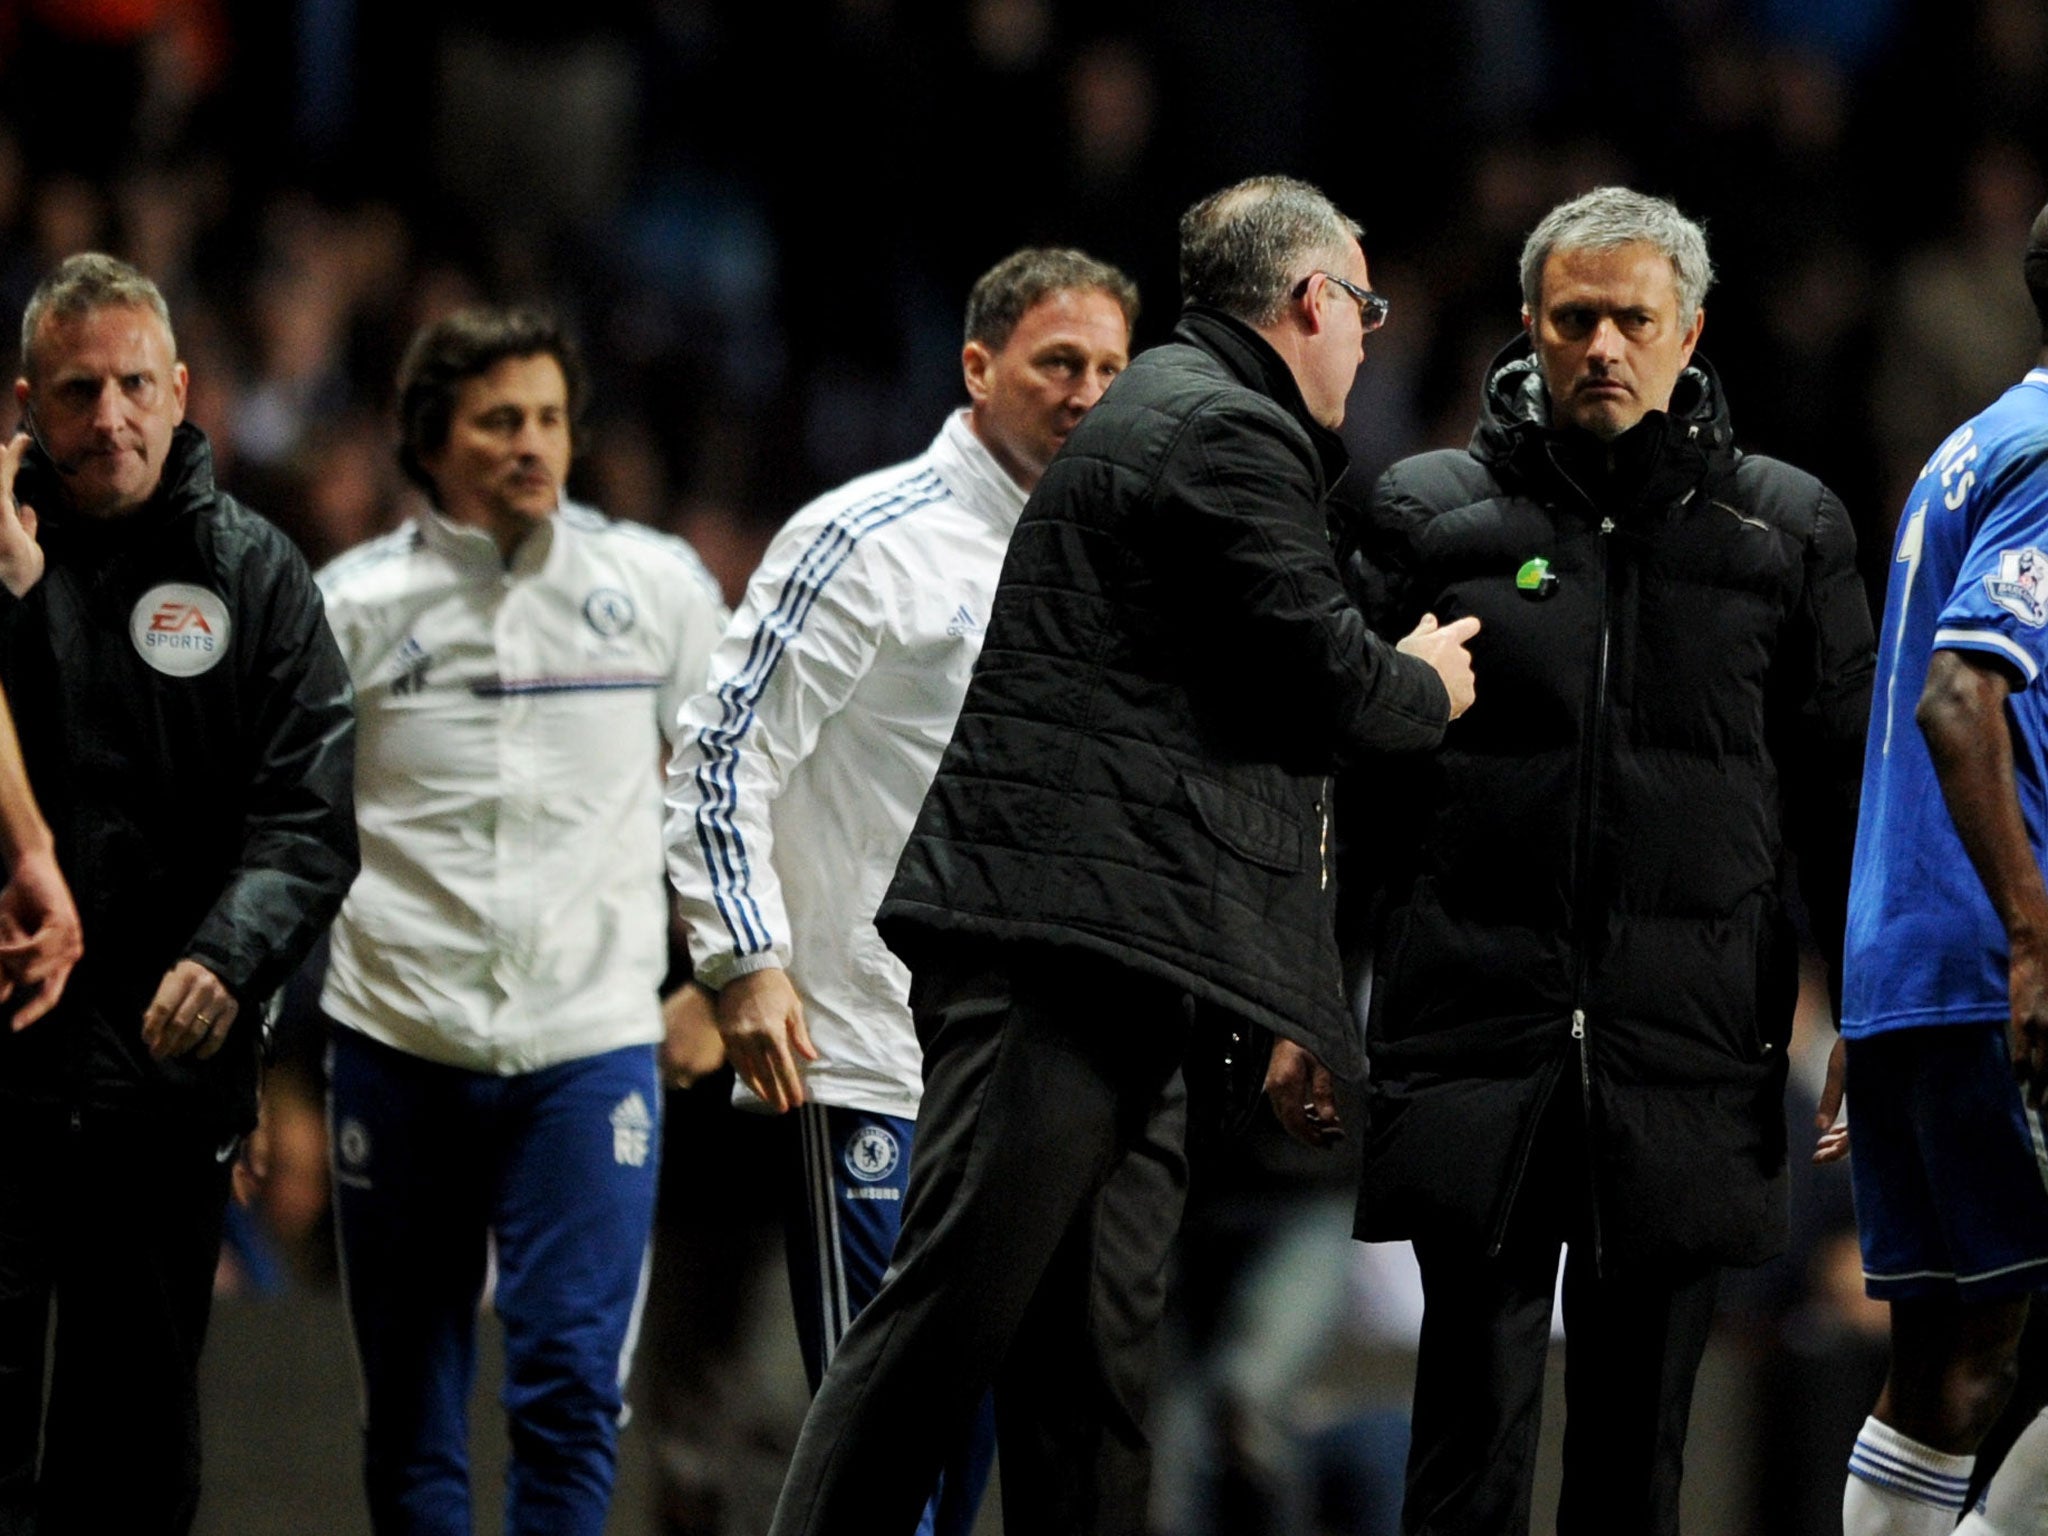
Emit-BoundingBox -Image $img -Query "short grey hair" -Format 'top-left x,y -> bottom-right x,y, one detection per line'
1518,187 -> 1715,319
1179,175 -> 1363,326
20,253 -> 177,379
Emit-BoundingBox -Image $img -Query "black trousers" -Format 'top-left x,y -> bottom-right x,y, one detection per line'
0,1100 -> 232,1536
768,954 -> 1192,1536
1402,1092 -> 1721,1536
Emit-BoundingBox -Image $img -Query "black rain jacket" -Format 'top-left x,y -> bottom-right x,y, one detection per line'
1341,336 -> 1874,1271
0,424 -> 358,1138
878,308 -> 1449,1075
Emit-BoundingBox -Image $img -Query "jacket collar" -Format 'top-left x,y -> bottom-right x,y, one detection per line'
28,421 -> 218,557
931,409 -> 1029,531
419,498 -> 560,576
1174,307 -> 1350,491
1469,332 -> 1735,511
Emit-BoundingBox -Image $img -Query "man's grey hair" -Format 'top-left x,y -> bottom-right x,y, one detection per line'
1179,175 -> 1363,326
1518,187 -> 1716,319
19,253 -> 176,379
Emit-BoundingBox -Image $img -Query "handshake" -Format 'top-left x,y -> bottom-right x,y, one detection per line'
1397,612 -> 1480,719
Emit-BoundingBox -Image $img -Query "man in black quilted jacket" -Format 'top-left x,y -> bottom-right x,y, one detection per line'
765,176 -> 1477,1536
1338,187 -> 1875,1536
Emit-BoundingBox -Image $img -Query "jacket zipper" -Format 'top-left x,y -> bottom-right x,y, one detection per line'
1316,777 -> 1330,889
1484,429 -> 1701,1266
1572,1007 -> 1595,1254
1563,512 -> 1618,1275
1481,512 -> 1616,1263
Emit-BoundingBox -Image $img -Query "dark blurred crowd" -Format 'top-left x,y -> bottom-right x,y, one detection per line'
5,0 -> 2045,606
4,2 -> 2045,1533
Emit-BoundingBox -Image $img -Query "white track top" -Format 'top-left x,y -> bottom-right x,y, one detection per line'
320,502 -> 727,1073
666,411 -> 1027,1118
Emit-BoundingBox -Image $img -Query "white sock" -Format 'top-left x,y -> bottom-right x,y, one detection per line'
1845,1415 -> 1975,1536
1957,1407 -> 2048,1535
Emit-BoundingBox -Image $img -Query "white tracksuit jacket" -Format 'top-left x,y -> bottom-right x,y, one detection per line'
665,411 -> 1027,1118
321,502 -> 728,1074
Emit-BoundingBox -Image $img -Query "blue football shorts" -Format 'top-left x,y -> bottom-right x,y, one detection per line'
1847,1021 -> 2048,1301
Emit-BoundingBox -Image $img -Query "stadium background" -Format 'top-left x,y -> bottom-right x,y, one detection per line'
1,1 -> 2039,1532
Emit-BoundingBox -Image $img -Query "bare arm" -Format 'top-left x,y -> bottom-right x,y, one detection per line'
1918,648 -> 2048,1103
660,980 -> 728,1090
0,435 -> 46,599
0,677 -> 48,867
0,679 -> 80,1028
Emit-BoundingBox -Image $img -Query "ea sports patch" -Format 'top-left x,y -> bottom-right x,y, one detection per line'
843,1123 -> 901,1183
1985,548 -> 2048,627
131,583 -> 231,676
583,587 -> 636,638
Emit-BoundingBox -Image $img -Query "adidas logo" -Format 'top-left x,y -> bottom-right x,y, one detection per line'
611,1091 -> 653,1167
392,636 -> 433,696
945,605 -> 982,638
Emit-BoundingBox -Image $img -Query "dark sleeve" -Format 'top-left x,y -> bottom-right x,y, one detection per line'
1329,465 -> 1443,916
1154,398 -> 1449,769
1332,464 -> 1438,637
182,537 -> 360,1008
1766,483 -> 1876,1015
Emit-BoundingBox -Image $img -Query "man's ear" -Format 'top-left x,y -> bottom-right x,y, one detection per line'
1678,307 -> 1705,367
961,341 -> 992,406
1299,275 -> 1330,338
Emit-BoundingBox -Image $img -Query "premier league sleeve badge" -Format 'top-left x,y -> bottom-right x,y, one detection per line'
1985,547 -> 2048,627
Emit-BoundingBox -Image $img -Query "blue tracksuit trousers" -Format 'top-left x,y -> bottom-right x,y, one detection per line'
329,1027 -> 660,1536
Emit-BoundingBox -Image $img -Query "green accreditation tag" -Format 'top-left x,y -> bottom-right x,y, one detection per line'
1515,556 -> 1558,600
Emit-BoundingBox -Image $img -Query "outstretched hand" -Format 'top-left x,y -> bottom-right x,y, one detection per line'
1399,612 -> 1481,720
0,845 -> 81,1029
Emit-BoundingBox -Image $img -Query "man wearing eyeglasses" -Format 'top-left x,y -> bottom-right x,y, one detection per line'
1329,186 -> 1875,1535
763,175 -> 1477,1536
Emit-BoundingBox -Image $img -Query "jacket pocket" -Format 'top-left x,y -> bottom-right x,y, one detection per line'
1182,773 -> 1303,873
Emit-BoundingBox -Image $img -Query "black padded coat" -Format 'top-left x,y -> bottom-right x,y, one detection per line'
1343,336 -> 1875,1272
878,308 -> 1449,1076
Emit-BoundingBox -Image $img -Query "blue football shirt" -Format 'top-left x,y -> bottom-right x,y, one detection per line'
1844,369 -> 2048,1036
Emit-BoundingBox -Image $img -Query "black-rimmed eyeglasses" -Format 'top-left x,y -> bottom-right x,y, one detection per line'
1300,271 -> 1390,333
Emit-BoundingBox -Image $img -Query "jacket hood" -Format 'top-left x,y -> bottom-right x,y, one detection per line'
22,421 -> 217,546
1176,306 -> 1350,491
1470,331 -> 1735,484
